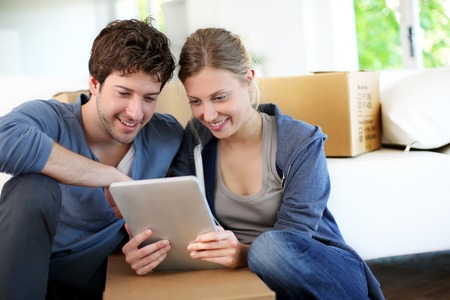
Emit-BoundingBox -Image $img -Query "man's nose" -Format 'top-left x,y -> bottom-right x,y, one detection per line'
126,97 -> 144,121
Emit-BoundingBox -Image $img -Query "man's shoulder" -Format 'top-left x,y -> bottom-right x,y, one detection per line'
149,112 -> 182,128
4,98 -> 77,119
143,112 -> 184,136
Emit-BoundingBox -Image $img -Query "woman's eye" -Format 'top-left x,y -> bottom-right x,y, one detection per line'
215,95 -> 227,101
188,97 -> 200,105
188,99 -> 201,105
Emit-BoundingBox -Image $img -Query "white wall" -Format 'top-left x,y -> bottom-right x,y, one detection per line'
0,0 -> 359,80
0,29 -> 21,74
163,0 -> 359,77
0,0 -> 140,80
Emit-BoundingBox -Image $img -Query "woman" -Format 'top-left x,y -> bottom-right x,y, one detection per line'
122,28 -> 384,300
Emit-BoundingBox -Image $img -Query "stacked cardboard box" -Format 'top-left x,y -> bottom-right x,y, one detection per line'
258,71 -> 381,157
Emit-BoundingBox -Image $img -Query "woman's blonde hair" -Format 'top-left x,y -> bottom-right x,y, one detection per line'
178,28 -> 260,107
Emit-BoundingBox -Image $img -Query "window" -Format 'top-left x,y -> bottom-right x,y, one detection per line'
354,0 -> 450,70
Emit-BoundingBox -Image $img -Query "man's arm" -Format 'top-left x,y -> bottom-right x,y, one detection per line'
41,142 -> 131,187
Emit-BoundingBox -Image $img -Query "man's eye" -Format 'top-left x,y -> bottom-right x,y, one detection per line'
118,91 -> 130,97
144,96 -> 156,102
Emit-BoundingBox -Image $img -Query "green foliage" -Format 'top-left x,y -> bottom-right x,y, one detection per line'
354,0 -> 450,69
420,0 -> 450,67
354,0 -> 402,70
138,0 -> 149,21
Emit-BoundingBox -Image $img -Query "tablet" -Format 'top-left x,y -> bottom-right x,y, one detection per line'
109,175 -> 223,272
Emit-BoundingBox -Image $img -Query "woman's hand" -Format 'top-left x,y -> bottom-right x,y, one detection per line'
187,228 -> 250,268
122,224 -> 171,275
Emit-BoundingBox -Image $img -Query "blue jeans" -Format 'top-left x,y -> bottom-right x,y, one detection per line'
248,230 -> 370,300
0,174 -> 127,300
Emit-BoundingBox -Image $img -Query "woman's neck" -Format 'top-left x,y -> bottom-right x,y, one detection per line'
220,109 -> 263,149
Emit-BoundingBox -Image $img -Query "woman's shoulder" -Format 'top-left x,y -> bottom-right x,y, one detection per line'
183,118 -> 215,145
259,103 -> 326,139
260,103 -> 327,168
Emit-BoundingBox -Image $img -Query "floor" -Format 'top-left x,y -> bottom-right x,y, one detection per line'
368,251 -> 450,300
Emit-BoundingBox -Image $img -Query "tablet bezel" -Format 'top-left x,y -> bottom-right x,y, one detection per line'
110,175 -> 223,272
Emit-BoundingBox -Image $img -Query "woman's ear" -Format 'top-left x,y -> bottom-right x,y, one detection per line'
246,69 -> 255,83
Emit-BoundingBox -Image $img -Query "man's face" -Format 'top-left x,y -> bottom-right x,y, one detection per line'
92,71 -> 162,144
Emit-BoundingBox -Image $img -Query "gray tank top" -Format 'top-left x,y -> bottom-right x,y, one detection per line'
215,112 -> 282,244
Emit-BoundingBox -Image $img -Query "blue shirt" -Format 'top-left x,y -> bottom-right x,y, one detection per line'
0,94 -> 184,251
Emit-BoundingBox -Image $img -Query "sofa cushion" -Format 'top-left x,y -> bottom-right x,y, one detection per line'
381,66 -> 450,149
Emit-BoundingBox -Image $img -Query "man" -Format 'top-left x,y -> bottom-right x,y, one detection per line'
0,18 -> 183,299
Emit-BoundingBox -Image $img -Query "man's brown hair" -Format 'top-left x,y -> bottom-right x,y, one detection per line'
89,17 -> 175,90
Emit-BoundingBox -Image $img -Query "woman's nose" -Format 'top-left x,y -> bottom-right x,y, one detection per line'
202,102 -> 217,122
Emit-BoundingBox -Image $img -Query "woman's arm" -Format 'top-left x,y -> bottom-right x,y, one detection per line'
275,137 -> 331,235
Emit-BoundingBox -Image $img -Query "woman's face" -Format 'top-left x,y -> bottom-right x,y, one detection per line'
183,66 -> 255,140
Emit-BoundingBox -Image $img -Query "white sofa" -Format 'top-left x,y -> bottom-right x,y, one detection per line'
327,148 -> 450,260
327,67 -> 450,260
1,69 -> 449,261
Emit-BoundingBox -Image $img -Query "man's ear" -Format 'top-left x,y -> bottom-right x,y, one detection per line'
88,75 -> 100,96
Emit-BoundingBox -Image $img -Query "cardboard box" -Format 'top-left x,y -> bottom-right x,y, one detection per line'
258,72 -> 381,157
104,254 -> 275,300
53,90 -> 89,103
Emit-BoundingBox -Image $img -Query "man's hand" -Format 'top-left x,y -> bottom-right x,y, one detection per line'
104,187 -> 122,219
122,225 -> 171,275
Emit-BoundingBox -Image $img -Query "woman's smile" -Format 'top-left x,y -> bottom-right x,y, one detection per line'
208,117 -> 228,130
